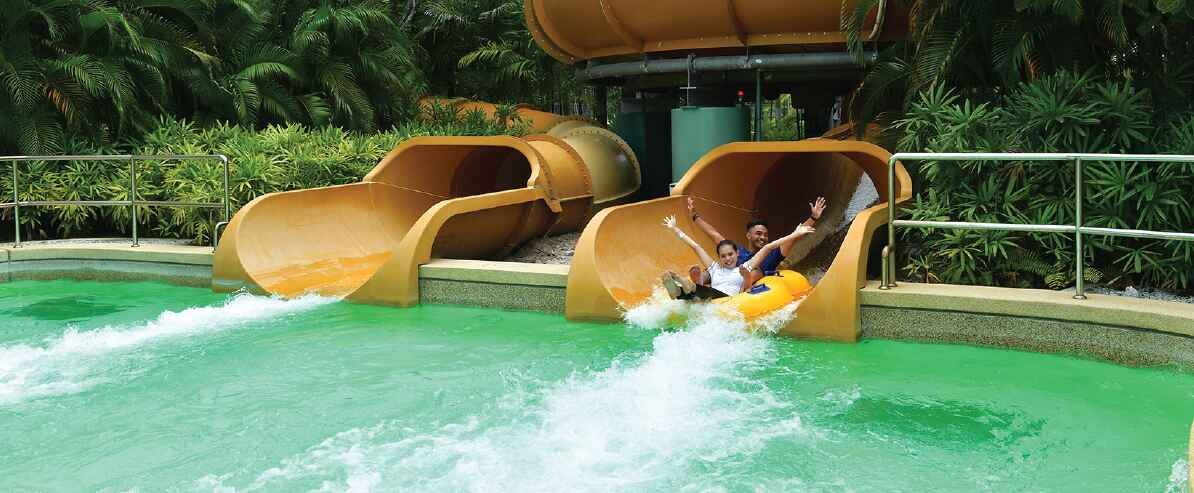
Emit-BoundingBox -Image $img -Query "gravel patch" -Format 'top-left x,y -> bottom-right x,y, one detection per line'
1088,286 -> 1194,305
504,232 -> 581,265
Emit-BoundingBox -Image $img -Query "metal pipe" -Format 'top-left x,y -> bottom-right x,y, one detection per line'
1079,226 -> 1194,242
879,246 -> 890,289
213,220 -> 230,251
891,152 -> 1194,163
887,155 -> 897,288
130,157 -> 139,248
11,160 -> 19,248
221,155 -> 231,222
0,154 -> 229,162
576,51 -> 875,81
867,0 -> 889,41
1073,158 -> 1085,300
894,220 -> 1073,234
754,69 -> 762,141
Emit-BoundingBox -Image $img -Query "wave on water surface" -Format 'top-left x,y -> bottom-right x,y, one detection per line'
202,293 -> 807,492
0,292 -> 335,406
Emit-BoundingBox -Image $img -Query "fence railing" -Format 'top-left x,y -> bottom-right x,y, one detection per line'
1,155 -> 230,249
881,152 -> 1194,299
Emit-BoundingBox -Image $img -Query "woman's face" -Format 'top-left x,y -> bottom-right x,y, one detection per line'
717,244 -> 738,268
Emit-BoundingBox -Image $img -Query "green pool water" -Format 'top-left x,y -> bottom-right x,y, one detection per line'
1,279 -> 1192,492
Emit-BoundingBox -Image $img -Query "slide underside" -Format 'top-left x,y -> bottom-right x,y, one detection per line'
565,138 -> 911,341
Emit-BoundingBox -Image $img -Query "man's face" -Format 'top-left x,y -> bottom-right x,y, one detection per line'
747,225 -> 769,250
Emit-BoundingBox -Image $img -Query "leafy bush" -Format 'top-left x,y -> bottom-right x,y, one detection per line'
895,71 -> 1194,293
0,108 -> 520,245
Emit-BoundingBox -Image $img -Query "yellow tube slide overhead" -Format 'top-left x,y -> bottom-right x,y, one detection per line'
526,0 -> 908,64
213,100 -> 640,301
564,138 -> 911,342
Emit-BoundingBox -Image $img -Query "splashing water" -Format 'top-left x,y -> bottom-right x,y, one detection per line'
0,292 -> 335,406
1166,457 -> 1189,493
205,295 -> 804,492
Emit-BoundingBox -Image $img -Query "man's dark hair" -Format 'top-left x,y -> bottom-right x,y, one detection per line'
716,239 -> 738,255
746,220 -> 768,231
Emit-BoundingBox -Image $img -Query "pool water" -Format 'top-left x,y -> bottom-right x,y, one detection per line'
1,280 -> 1192,492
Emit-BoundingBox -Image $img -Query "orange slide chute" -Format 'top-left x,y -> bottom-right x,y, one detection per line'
525,0 -> 908,64
213,100 -> 640,303
565,138 -> 911,341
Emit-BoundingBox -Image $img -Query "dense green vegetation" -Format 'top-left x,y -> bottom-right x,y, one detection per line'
845,0 -> 1194,292
0,0 -> 578,155
0,110 -> 519,244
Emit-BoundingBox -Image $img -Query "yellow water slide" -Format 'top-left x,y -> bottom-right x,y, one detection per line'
566,139 -> 911,341
212,99 -> 639,303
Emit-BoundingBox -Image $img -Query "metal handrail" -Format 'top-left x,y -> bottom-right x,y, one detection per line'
2,154 -> 230,249
882,152 -> 1194,299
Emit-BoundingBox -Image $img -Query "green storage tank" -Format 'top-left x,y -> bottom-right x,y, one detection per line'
670,106 -> 749,183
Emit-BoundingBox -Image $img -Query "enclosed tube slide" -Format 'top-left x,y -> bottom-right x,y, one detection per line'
565,139 -> 911,341
525,0 -> 907,64
213,100 -> 640,303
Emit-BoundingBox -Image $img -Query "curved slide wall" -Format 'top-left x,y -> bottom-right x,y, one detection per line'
565,139 -> 911,341
213,102 -> 640,302
525,0 -> 908,64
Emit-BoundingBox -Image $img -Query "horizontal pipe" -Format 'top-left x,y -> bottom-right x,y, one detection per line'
577,51 -> 875,81
1,200 -> 220,208
0,154 -> 227,162
894,221 -> 1194,241
892,152 -> 1194,163
1080,226 -> 1194,242
894,220 -> 1073,234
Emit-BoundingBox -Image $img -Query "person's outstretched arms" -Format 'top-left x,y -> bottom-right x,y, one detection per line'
687,197 -> 726,243
738,223 -> 815,291
663,215 -> 717,268
777,197 -> 827,257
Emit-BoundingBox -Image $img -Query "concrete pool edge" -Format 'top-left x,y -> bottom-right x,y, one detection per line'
5,242 -> 1194,366
860,281 -> 1194,368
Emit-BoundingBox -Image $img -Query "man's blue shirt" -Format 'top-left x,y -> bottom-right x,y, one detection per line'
736,244 -> 783,275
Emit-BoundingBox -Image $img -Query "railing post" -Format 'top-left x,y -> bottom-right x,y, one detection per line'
886,156 -> 898,288
11,160 -> 19,248
221,155 -> 230,222
879,246 -> 890,289
1074,157 -> 1085,300
129,157 -> 139,248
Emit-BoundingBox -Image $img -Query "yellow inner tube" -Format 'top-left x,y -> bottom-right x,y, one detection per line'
713,270 -> 812,319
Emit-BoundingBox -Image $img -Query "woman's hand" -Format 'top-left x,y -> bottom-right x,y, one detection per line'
662,215 -> 678,230
795,224 -> 815,236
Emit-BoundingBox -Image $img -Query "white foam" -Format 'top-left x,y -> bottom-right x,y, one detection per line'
1166,457 -> 1189,493
0,292 -> 335,406
225,298 -> 805,492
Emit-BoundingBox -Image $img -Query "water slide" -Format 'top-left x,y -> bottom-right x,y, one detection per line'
524,0 -> 914,341
212,99 -> 640,304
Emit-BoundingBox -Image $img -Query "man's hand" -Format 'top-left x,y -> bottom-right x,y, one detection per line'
687,197 -> 697,217
810,197 -> 827,220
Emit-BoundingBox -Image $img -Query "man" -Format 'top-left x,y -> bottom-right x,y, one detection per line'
686,196 -> 827,288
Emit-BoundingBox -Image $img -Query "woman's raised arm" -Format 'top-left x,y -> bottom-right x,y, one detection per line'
663,215 -> 717,268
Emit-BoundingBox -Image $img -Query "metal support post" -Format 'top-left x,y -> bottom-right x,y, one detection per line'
879,246 -> 890,289
11,160 -> 19,248
886,157 -> 897,288
754,69 -> 763,141
129,157 -> 139,247
1073,157 -> 1085,299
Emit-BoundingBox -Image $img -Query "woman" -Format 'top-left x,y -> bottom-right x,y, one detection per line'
660,215 -> 813,300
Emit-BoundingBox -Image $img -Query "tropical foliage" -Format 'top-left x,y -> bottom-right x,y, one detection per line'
0,109 -> 519,244
895,72 -> 1194,292
0,0 -> 583,155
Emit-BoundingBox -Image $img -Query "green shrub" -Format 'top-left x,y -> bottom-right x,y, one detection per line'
1,109 -> 520,245
895,71 -> 1194,293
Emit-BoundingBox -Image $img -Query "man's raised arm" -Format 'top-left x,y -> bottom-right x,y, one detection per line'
687,197 -> 726,243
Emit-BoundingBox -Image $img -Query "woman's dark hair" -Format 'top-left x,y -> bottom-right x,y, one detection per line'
716,239 -> 738,255
746,220 -> 768,231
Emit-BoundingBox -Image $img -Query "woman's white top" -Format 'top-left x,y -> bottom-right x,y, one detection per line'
708,262 -> 744,295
